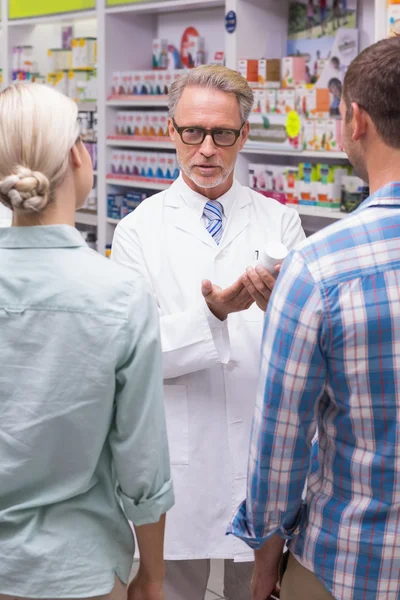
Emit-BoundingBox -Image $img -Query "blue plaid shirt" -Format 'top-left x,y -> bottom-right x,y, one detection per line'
229,183 -> 400,600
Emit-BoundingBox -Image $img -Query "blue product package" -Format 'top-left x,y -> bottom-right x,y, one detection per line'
107,193 -> 124,219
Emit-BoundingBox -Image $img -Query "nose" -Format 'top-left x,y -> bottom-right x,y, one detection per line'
199,133 -> 217,158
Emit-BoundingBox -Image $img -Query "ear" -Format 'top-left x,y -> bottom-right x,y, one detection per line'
351,102 -> 367,142
168,118 -> 177,143
238,122 -> 250,150
70,143 -> 83,169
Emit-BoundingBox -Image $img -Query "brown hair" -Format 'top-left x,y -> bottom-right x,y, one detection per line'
343,37 -> 400,148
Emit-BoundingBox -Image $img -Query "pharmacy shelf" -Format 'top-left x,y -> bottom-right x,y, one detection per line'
297,206 -> 345,220
242,143 -> 347,160
106,175 -> 173,190
75,211 -> 98,226
106,96 -> 169,108
107,218 -> 120,225
107,137 -> 174,149
78,102 -> 97,113
8,10 -> 96,26
105,0 -> 224,15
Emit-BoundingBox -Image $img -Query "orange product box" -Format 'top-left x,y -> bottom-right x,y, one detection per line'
237,59 -> 259,83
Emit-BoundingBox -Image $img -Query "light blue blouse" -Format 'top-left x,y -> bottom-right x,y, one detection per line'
0,225 -> 174,598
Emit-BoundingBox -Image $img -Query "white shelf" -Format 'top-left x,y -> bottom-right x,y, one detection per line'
107,218 -> 121,225
242,143 -> 348,160
106,176 -> 172,191
297,206 -> 345,220
75,211 -> 98,226
107,96 -> 169,108
8,9 -> 96,26
105,0 -> 224,15
78,102 -> 97,113
107,137 -> 174,149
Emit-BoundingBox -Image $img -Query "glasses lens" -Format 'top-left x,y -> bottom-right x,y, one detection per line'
213,130 -> 237,147
182,128 -> 205,144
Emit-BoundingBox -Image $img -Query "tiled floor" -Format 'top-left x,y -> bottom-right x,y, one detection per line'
131,559 -> 226,599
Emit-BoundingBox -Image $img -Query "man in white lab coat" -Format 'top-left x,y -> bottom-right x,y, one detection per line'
112,65 -> 305,600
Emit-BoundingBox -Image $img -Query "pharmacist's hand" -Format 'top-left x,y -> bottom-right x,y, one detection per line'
241,265 -> 280,312
128,574 -> 163,600
202,278 -> 254,321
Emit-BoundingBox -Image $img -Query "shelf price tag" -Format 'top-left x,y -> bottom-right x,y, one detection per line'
285,111 -> 301,140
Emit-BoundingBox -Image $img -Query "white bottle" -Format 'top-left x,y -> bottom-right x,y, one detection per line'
259,241 -> 288,277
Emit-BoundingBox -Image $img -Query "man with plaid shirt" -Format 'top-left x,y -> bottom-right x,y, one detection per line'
229,37 -> 400,600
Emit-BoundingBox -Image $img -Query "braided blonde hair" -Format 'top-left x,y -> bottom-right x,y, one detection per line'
0,84 -> 80,212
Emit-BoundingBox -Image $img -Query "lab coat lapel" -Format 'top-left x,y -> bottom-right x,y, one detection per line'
164,181 -> 216,249
218,184 -> 251,253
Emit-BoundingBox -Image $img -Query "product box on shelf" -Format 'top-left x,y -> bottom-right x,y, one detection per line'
122,192 -> 147,218
258,59 -> 281,88
295,88 -> 330,118
281,57 -> 306,88
313,118 -> 341,152
237,59 -> 258,84
143,71 -> 156,95
148,153 -> 158,177
72,38 -> 97,69
48,48 -> 72,73
152,38 -> 168,70
107,193 -> 124,220
266,90 -> 277,114
314,164 -> 351,209
276,90 -> 295,114
253,90 -> 267,113
112,72 -> 122,95
248,164 -> 287,205
302,119 -> 316,151
388,5 -> 400,36
341,176 -> 367,213
284,167 -> 299,205
249,113 -> 301,151
298,163 -> 318,206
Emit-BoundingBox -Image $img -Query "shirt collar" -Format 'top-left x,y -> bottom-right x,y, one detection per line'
177,174 -> 237,220
356,182 -> 400,214
0,225 -> 87,249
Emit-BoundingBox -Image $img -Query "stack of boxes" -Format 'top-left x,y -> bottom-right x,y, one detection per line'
111,69 -> 185,97
107,190 -> 148,221
114,111 -> 169,138
240,56 -> 342,153
109,150 -> 179,181
248,162 -> 365,213
47,38 -> 97,103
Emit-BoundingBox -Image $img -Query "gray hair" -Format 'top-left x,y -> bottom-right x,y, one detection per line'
168,64 -> 254,123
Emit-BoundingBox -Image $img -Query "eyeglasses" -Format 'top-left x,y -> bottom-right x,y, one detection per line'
172,118 -> 245,148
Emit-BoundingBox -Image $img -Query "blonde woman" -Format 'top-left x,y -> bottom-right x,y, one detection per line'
0,83 -> 173,600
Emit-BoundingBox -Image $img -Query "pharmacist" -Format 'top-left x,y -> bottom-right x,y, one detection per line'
112,64 -> 305,600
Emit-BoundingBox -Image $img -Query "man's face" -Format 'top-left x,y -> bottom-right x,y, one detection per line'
169,86 -> 249,191
340,98 -> 368,182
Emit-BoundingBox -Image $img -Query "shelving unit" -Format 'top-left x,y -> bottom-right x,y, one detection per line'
106,175 -> 173,190
107,137 -> 174,149
75,210 -> 98,225
0,0 -> 388,252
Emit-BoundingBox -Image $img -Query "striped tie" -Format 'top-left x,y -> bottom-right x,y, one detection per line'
203,200 -> 224,245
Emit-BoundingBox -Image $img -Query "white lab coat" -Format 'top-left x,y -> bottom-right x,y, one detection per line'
112,176 -> 305,562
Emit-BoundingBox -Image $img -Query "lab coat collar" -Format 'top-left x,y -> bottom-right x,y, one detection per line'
165,175 -> 251,251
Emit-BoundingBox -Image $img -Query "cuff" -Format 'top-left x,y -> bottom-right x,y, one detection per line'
227,499 -> 307,550
203,303 -> 230,365
119,479 -> 175,526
